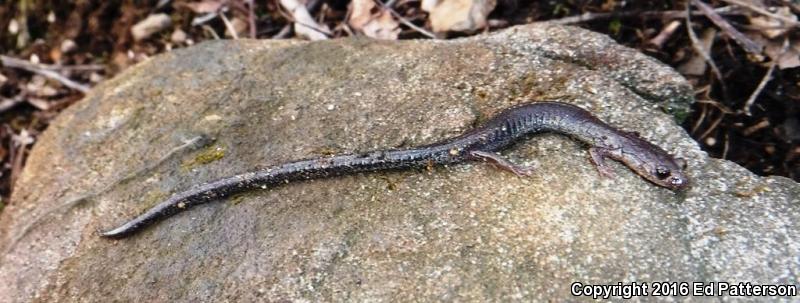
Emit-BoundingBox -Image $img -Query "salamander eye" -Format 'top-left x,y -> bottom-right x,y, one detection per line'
655,166 -> 671,179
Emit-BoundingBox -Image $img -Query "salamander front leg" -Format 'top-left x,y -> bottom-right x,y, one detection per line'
468,150 -> 535,177
588,147 -> 616,178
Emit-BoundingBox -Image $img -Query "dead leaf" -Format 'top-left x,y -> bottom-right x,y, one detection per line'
279,0 -> 330,40
747,17 -> 800,70
741,5 -> 799,69
421,0 -> 497,32
777,45 -> 800,69
749,6 -> 796,39
764,39 -> 800,70
679,28 -> 717,76
348,0 -> 400,40
181,0 -> 226,14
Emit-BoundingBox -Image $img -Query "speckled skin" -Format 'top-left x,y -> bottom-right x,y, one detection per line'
101,101 -> 688,238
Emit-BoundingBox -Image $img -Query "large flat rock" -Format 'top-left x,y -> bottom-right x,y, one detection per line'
1,23 -> 797,301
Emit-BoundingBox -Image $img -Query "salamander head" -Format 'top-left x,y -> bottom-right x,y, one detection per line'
627,148 -> 689,191
646,157 -> 689,190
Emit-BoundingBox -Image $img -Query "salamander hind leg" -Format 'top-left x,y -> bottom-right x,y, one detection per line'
468,150 -> 535,177
588,147 -> 616,178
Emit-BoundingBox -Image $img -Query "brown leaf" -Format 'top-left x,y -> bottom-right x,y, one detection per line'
181,0 -> 226,14
679,28 -> 717,76
348,0 -> 400,40
749,6 -> 796,39
778,50 -> 800,69
693,0 -> 762,54
421,0 -> 497,32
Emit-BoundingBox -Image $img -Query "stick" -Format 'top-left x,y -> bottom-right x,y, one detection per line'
693,0 -> 762,54
279,0 -> 330,40
219,12 -> 239,39
741,61 -> 776,116
379,2 -> 436,39
545,6 -> 740,25
247,0 -> 256,38
649,20 -> 682,48
721,0 -> 800,27
685,5 -> 725,88
0,55 -> 90,93
0,95 -> 24,113
741,37 -> 788,115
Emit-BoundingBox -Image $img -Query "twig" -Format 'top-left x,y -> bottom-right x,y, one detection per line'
685,5 -> 726,89
0,59 -> 103,72
192,12 -> 219,26
649,20 -> 682,48
545,6 -> 740,25
247,0 -> 256,38
273,1 -> 331,38
693,0 -> 762,54
272,24 -> 293,39
741,37 -> 789,115
722,132 -> 730,159
721,0 -> 800,27
219,11 -> 240,39
1,135 -> 214,259
740,39 -> 786,115
697,98 -> 735,114
1,55 -> 90,93
50,64 -> 105,72
698,111 -> 725,140
741,62 -> 776,115
0,95 -> 24,113
691,103 -> 708,135
202,24 -> 221,39
743,119 -> 770,136
279,0 -> 330,40
380,3 -> 436,39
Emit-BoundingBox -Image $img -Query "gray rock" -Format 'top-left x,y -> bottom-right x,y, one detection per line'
1,23 -> 797,302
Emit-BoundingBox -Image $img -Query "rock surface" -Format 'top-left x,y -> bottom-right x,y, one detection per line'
1,23 -> 797,301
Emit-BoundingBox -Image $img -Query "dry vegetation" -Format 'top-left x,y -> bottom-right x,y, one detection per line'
0,0 -> 798,210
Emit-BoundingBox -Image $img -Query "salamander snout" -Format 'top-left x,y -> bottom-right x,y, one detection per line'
649,158 -> 689,190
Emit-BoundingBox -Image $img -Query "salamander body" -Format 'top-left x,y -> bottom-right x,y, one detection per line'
102,101 -> 688,238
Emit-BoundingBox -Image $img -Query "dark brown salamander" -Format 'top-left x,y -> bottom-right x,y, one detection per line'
101,101 -> 688,238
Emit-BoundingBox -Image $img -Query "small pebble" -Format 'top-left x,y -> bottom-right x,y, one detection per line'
327,104 -> 335,110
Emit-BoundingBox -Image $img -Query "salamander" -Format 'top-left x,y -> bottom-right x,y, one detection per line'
101,101 -> 688,238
